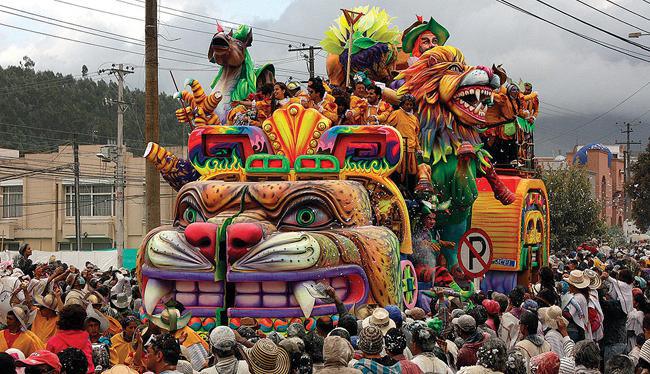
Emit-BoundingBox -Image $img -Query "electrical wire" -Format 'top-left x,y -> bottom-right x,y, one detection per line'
575,0 -> 650,34
533,0 -> 650,52
537,80 -> 650,144
495,0 -> 650,62
603,0 -> 650,21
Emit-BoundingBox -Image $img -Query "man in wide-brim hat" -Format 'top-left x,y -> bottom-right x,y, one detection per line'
0,304 -> 44,356
246,338 -> 290,374
362,307 -> 397,336
150,303 -> 209,370
31,290 -> 63,342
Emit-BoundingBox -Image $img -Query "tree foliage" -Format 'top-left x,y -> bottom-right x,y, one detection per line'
629,139 -> 650,232
540,164 -> 606,251
0,61 -> 188,154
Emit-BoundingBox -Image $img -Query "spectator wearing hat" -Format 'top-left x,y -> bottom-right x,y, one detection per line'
58,347 -> 88,374
318,335 -> 361,374
582,269 -> 604,342
564,270 -> 592,341
538,306 -> 572,358
46,304 -> 94,374
16,350 -> 62,374
109,316 -> 141,368
362,308 -> 396,336
605,354 -> 635,374
457,338 -> 507,374
201,326 -> 250,374
245,338 -> 290,374
353,326 -> 401,373
558,340 -> 601,374
144,333 -> 182,374
409,326 -> 452,374
454,315 -> 488,368
514,310 -> 550,365
637,339 -> 650,372
150,304 -> 210,370
31,288 -> 63,343
629,333 -> 645,365
0,305 -> 44,356
84,304 -> 109,344
383,328 -> 421,374
64,272 -> 87,306
468,306 -> 496,339
405,307 -> 426,322
86,292 -> 122,336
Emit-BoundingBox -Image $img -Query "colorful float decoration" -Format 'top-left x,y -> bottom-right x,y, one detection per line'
140,6 -> 547,331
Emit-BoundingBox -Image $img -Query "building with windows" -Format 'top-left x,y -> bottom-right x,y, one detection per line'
0,144 -> 183,252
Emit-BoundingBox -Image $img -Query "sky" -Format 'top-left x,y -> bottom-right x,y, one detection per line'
1,0 -> 649,156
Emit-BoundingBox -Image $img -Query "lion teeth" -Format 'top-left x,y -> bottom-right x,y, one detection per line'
475,90 -> 481,102
293,280 -> 317,318
144,278 -> 173,315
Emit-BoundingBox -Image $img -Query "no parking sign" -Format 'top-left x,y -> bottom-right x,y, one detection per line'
458,228 -> 493,278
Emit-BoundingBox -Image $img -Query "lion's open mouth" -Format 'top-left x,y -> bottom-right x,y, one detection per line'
141,264 -> 368,318
453,85 -> 492,121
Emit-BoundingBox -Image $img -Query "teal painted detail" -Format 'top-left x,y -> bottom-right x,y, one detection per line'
123,248 -> 138,270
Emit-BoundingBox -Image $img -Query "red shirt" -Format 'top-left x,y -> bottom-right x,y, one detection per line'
3,329 -> 20,348
46,330 -> 95,374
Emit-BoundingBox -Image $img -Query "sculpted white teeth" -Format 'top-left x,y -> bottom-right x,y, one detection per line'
144,278 -> 173,315
293,280 -> 317,318
475,90 -> 481,102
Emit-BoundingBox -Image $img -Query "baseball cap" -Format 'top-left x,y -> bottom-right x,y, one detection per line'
452,314 -> 476,333
16,350 -> 62,373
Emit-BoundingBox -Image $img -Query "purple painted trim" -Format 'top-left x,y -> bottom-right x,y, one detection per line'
142,265 -> 215,281
227,301 -> 363,318
227,264 -> 366,283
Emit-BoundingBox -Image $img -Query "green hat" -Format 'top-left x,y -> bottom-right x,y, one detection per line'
402,17 -> 450,54
150,301 -> 191,332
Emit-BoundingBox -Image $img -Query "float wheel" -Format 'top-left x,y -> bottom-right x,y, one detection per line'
400,260 -> 418,309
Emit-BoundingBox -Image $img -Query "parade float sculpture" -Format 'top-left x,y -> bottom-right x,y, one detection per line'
322,6 -> 401,86
395,46 -> 516,270
395,16 -> 450,70
142,103 -> 421,327
178,24 -> 276,123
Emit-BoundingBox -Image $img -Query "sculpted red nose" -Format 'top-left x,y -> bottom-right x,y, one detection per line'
227,223 -> 263,264
184,222 -> 218,263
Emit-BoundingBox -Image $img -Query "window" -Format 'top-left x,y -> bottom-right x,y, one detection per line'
2,185 -> 23,218
58,239 -> 113,251
65,184 -> 114,217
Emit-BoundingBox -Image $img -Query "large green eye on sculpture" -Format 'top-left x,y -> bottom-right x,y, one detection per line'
183,207 -> 200,224
281,203 -> 332,229
177,197 -> 206,226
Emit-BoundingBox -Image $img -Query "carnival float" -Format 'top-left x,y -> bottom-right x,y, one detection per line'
139,6 -> 548,332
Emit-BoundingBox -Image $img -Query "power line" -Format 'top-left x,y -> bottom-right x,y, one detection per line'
540,100 -> 589,116
575,0 -> 650,34
533,0 -> 650,52
494,0 -> 650,62
119,0 -> 321,42
603,0 -> 650,22
53,0 -> 291,46
537,80 -> 650,144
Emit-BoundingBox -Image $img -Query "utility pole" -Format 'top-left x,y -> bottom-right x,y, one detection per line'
100,64 -> 133,267
616,122 -> 641,223
145,0 -> 161,232
73,135 -> 82,252
288,45 -> 322,79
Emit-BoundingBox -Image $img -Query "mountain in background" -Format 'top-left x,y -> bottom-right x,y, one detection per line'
0,62 -> 187,155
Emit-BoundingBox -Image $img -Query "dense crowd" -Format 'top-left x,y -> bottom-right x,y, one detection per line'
3,239 -> 650,374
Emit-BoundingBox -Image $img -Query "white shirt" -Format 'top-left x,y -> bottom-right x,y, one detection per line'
412,353 -> 454,374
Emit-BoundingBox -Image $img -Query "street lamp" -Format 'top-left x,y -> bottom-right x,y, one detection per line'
629,32 -> 650,38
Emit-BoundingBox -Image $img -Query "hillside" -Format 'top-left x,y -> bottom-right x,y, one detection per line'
0,62 -> 187,154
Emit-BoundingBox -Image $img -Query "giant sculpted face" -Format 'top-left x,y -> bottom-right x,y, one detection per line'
139,179 -> 401,319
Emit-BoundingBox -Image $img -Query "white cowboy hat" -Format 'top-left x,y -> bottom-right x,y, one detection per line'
85,304 -> 109,333
362,307 -> 396,335
539,305 -> 569,330
567,270 -> 590,289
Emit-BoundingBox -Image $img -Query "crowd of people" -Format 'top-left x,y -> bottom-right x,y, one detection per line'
2,239 -> 650,374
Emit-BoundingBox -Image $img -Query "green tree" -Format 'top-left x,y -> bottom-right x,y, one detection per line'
540,164 -> 606,251
629,139 -> 650,231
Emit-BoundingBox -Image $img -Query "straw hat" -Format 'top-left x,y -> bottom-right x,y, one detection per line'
110,293 -> 131,309
5,305 -> 36,330
34,293 -> 60,311
362,307 -> 396,335
150,305 -> 191,332
583,269 -> 602,289
567,270 -> 590,289
85,304 -> 109,332
100,364 -> 138,374
539,305 -> 568,330
246,338 -> 290,374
